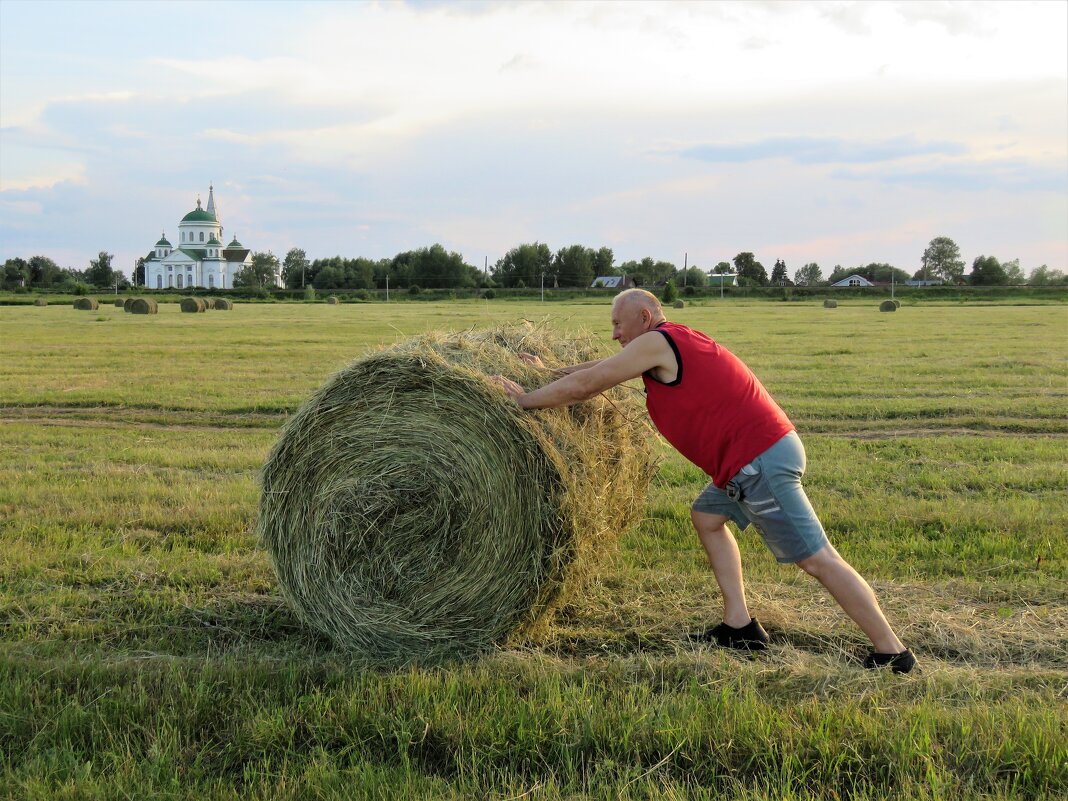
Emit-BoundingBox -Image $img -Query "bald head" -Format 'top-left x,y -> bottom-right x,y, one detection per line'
612,288 -> 666,321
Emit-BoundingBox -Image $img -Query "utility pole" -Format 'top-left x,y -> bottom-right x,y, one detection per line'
540,272 -> 544,302
385,274 -> 389,302
683,252 -> 688,287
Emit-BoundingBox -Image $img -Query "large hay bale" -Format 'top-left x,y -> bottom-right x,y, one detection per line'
34,298 -> 48,307
113,299 -> 124,307
213,298 -> 234,310
879,300 -> 897,312
180,297 -> 207,313
823,299 -> 838,308
892,299 -> 901,308
130,298 -> 158,314
73,298 -> 98,310
672,299 -> 686,309
327,295 -> 340,305
258,325 -> 655,665
123,297 -> 136,313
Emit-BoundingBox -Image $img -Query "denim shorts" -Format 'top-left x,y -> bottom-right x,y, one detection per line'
691,431 -> 829,564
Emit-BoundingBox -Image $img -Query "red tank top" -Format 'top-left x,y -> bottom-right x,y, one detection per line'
641,321 -> 794,488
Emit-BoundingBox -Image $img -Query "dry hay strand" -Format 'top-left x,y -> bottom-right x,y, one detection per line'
130,298 -> 158,314
73,298 -> 99,310
823,299 -> 838,308
214,298 -> 234,310
258,324 -> 656,665
34,298 -> 48,307
879,300 -> 897,312
180,297 -> 208,313
327,295 -> 340,305
672,300 -> 686,309
123,297 -> 136,312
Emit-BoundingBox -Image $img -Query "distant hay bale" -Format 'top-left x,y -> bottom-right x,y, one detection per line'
327,296 -> 340,305
34,298 -> 48,307
879,300 -> 897,312
258,325 -> 655,665
130,298 -> 158,315
892,299 -> 901,308
180,297 -> 208,313
73,298 -> 99,310
214,298 -> 234,310
823,299 -> 838,308
672,300 -> 686,309
123,298 -> 135,313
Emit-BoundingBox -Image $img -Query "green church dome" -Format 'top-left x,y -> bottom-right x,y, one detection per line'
155,235 -> 172,247
181,197 -> 217,223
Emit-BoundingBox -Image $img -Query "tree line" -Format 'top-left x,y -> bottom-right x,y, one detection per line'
3,235 -> 1065,291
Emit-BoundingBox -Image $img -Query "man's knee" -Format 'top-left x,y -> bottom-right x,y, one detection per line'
795,544 -> 841,578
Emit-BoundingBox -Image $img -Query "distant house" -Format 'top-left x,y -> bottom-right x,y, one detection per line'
830,274 -> 874,288
906,279 -> 943,287
590,276 -> 636,289
708,273 -> 739,287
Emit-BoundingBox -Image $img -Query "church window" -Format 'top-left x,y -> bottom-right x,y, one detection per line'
168,275 -> 174,288
209,274 -> 215,288
157,275 -> 162,289
177,275 -> 183,289
199,232 -> 205,242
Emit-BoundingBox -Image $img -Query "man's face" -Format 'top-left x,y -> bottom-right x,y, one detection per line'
611,300 -> 649,348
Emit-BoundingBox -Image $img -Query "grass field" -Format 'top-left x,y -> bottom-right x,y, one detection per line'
1,298 -> 1065,800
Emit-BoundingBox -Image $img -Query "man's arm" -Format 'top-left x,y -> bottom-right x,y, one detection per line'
519,353 -> 603,376
498,332 -> 673,410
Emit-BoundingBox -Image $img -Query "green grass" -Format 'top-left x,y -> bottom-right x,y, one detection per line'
1,299 -> 1065,799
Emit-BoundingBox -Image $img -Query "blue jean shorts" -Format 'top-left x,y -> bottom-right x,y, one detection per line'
691,431 -> 829,564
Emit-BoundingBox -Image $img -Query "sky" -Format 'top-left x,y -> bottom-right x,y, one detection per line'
1,0 -> 1066,280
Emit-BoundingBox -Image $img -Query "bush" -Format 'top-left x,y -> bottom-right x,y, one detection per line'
483,289 -> 496,300
662,280 -> 678,304
683,285 -> 696,297
408,285 -> 422,295
304,285 -> 316,301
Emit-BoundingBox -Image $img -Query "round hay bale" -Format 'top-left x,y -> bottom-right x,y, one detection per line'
34,298 -> 48,307
113,299 -> 124,307
823,299 -> 838,308
879,300 -> 897,312
180,297 -> 207,313
327,295 -> 340,305
258,325 -> 655,665
213,298 -> 234,310
73,298 -> 99,310
123,297 -> 136,313
672,299 -> 686,309
892,299 -> 901,308
130,298 -> 158,314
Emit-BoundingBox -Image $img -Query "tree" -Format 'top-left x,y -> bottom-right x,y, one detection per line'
86,251 -> 116,288
234,251 -> 280,288
493,243 -> 552,288
1002,259 -> 1025,285
662,280 -> 678,303
712,261 -> 732,274
28,255 -> 61,287
677,266 -> 707,287
733,252 -> 767,286
591,247 -> 615,278
552,245 -> 595,288
922,236 -> 965,283
2,257 -> 29,290
828,265 -> 852,284
770,259 -> 788,285
1028,265 -> 1067,286
794,263 -> 823,286
282,248 -> 310,288
134,257 -> 146,287
968,255 -> 1008,286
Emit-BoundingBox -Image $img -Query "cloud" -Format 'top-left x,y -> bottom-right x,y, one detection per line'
679,136 -> 966,166
833,159 -> 1068,193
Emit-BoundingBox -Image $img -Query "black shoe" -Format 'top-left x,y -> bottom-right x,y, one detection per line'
863,648 -> 916,674
693,618 -> 769,651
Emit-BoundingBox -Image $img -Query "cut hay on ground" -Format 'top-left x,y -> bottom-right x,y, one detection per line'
130,298 -> 158,314
213,298 -> 234,310
327,296 -> 340,305
180,297 -> 208,313
73,298 -> 99,310
879,300 -> 897,312
34,298 -> 47,307
123,298 -> 135,312
823,299 -> 838,308
258,325 -> 655,665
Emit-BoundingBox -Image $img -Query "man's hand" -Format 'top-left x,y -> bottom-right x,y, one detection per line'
490,375 -> 525,402
518,352 -> 545,369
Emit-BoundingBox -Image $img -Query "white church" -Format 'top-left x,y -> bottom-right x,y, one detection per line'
143,185 -> 268,290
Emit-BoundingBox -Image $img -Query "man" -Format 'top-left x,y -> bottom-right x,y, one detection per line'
492,288 -> 914,673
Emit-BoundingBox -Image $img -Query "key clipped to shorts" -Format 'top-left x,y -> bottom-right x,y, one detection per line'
725,480 -> 744,503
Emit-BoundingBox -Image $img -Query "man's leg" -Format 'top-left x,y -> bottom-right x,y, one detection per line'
691,510 -> 752,628
796,544 -> 905,654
